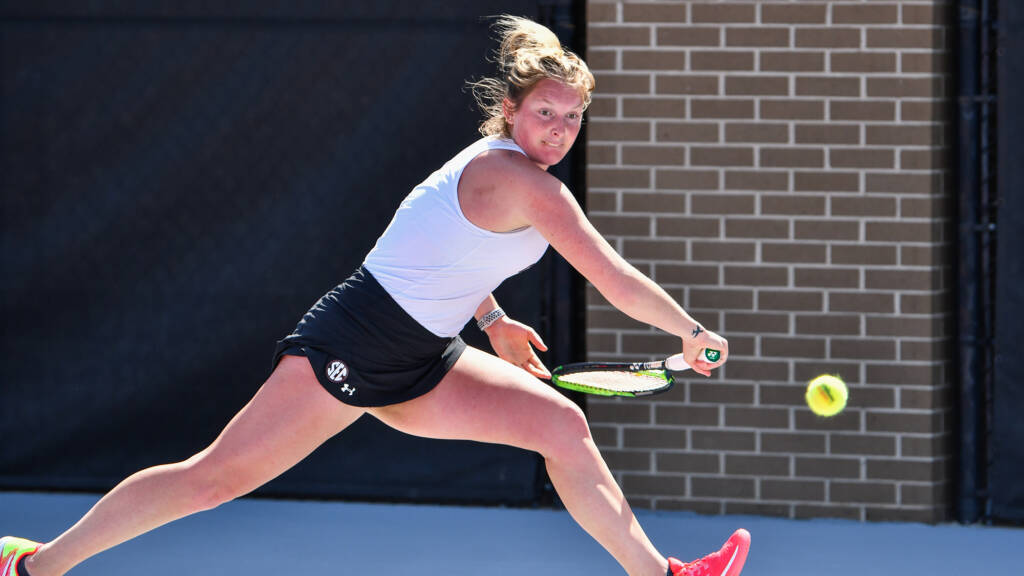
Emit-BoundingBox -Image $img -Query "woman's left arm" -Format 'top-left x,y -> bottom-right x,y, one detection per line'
474,294 -> 551,379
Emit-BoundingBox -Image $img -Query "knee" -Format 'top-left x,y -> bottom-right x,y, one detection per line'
536,401 -> 594,462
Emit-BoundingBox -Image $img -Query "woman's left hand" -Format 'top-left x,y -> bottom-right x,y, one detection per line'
485,317 -> 551,379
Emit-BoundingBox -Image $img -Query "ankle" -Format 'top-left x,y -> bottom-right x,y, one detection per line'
24,551 -> 53,576
636,556 -> 670,576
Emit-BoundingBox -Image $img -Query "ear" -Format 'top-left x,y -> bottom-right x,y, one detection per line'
502,97 -> 516,125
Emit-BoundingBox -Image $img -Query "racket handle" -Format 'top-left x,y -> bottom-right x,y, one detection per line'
665,349 -> 721,371
664,354 -> 690,371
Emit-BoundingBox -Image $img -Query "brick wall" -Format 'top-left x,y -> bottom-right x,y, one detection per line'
584,0 -> 953,522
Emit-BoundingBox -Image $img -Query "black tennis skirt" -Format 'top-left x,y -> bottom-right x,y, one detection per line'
273,266 -> 467,407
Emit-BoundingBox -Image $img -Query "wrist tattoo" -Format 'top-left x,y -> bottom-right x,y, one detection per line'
691,325 -> 704,338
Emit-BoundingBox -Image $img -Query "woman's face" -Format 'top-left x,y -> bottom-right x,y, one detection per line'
504,78 -> 584,170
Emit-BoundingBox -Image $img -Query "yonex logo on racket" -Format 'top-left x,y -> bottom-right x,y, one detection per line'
326,359 -> 349,384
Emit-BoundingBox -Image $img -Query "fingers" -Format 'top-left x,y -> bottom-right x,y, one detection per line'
525,351 -> 551,379
700,347 -> 728,374
525,363 -> 551,380
524,328 -> 550,378
695,331 -> 729,377
711,340 -> 729,366
692,359 -> 715,378
683,334 -> 729,377
528,328 -> 548,352
489,320 -> 550,378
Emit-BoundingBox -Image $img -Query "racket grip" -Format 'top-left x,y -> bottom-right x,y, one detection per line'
665,349 -> 721,371
664,354 -> 690,371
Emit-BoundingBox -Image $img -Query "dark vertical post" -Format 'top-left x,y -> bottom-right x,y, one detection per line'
956,0 -> 983,524
992,0 -> 1024,523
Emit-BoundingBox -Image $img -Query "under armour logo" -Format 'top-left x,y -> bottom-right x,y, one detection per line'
326,359 -> 349,383
340,384 -> 356,396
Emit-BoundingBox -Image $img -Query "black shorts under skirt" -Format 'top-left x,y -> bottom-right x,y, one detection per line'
273,266 -> 467,407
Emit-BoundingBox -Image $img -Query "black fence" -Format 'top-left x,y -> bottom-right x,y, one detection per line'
1,1 -> 584,504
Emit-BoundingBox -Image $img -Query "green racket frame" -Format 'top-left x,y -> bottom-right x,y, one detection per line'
550,349 -> 720,398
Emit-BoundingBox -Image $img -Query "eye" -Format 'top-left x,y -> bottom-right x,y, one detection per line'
539,109 -> 553,117
567,112 -> 581,121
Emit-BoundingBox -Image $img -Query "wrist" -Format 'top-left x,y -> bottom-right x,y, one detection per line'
687,323 -> 706,340
477,307 -> 506,331
674,317 -> 704,341
483,316 -> 512,337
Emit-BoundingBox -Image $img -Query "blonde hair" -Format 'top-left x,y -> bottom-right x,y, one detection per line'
469,15 -> 595,138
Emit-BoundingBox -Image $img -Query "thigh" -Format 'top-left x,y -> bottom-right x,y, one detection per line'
190,355 -> 366,490
368,346 -> 587,453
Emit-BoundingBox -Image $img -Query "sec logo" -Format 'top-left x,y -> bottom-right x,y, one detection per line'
326,359 -> 349,383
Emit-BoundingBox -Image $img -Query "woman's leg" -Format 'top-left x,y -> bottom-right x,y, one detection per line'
26,356 -> 365,576
370,347 -> 667,576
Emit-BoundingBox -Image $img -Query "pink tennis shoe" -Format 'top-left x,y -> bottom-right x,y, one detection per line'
0,537 -> 40,576
668,529 -> 750,576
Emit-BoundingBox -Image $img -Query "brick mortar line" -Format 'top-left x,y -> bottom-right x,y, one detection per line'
634,494 -> 939,505
591,216 -> 949,223
624,424 -> 946,433
588,166 -> 943,170
588,190 -> 950,195
584,259 -> 950,266
588,84 -> 947,91
602,63 -> 947,71
589,32 -> 947,39
586,320 -> 955,326
591,88 -> 946,94
588,221 -> 951,229
588,123 -> 949,128
598,46 -> 948,51
587,145 -> 948,149
587,23 -> 948,29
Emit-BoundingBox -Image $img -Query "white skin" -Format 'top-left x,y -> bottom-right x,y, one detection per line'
25,77 -> 727,576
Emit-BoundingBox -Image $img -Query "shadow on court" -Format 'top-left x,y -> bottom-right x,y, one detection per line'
3,491 -> 1021,575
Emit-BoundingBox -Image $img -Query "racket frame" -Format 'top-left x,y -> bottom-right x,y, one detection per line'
551,360 -> 675,397
550,349 -> 719,398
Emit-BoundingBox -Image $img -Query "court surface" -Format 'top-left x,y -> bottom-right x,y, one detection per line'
3,490 -> 1020,575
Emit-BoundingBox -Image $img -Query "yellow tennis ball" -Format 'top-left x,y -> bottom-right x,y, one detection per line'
805,374 -> 848,417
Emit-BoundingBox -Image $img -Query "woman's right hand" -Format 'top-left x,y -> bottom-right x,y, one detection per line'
682,327 -> 728,377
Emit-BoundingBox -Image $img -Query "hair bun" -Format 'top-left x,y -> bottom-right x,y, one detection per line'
495,15 -> 563,68
467,15 -> 595,138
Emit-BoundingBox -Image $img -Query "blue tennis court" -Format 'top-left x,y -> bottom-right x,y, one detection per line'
4,491 -> 1020,575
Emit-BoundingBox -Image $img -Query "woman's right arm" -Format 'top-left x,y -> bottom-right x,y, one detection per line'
496,155 -> 727,374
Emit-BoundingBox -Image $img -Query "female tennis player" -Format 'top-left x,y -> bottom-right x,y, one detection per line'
2,16 -> 748,576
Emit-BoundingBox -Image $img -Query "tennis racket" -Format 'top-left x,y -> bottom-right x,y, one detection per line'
551,348 -> 721,397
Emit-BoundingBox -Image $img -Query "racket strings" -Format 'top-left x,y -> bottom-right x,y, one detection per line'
557,370 -> 667,393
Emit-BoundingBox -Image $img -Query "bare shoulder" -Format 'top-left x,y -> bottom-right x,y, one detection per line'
462,149 -> 558,191
459,149 -> 564,232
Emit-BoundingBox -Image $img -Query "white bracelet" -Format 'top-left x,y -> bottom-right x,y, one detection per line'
477,307 -> 506,331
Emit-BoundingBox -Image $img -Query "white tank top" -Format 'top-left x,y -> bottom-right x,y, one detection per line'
363,136 -> 550,337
